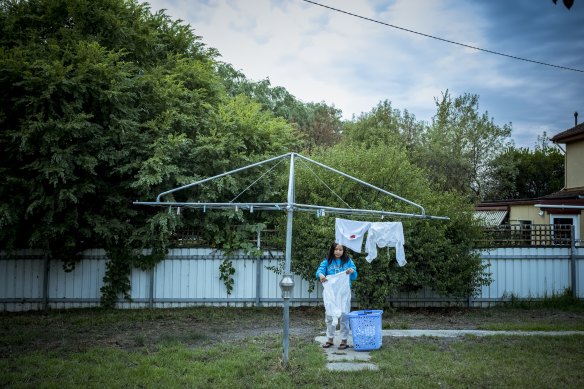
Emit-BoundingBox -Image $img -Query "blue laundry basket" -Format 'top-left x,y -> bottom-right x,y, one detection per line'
348,310 -> 383,351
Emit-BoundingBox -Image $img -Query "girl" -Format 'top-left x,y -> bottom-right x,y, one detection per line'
315,242 -> 358,349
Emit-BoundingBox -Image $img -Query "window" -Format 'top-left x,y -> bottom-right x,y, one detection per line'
518,220 -> 532,245
552,217 -> 573,245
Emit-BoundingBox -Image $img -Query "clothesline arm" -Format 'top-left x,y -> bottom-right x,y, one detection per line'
294,153 -> 426,217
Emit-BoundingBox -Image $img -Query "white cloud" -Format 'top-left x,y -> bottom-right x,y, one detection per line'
144,0 -> 584,148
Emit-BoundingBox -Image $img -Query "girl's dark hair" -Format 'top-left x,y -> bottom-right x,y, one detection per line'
327,242 -> 349,265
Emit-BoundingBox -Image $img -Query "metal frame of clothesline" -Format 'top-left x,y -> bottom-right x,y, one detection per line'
137,152 -> 449,220
134,152 -> 449,367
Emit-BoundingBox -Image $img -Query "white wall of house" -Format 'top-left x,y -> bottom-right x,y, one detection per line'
566,141 -> 584,189
1,247 -> 582,311
509,204 -> 547,224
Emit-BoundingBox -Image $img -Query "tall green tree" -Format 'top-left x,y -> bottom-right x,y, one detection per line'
484,136 -> 564,200
419,91 -> 512,200
0,0 -> 298,306
300,102 -> 343,151
343,100 -> 426,151
217,63 -> 307,125
217,63 -> 342,151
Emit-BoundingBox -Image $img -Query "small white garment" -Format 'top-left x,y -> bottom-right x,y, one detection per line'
335,218 -> 371,253
365,222 -> 406,266
322,271 -> 351,326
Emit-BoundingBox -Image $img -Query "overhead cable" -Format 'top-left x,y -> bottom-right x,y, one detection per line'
302,0 -> 584,73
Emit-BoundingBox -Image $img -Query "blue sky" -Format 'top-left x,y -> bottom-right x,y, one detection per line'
144,0 -> 584,149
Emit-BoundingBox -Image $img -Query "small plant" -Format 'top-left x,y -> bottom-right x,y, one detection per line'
219,259 -> 236,295
499,289 -> 583,311
133,333 -> 146,347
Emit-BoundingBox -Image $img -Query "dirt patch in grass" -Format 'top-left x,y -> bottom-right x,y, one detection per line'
0,306 -> 323,357
1,306 -> 583,357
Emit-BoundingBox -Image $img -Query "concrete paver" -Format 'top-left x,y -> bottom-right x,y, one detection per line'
315,335 -> 371,361
315,334 -> 379,371
327,362 -> 378,371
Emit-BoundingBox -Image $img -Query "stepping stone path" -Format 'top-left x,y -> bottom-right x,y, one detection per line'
314,334 -> 379,371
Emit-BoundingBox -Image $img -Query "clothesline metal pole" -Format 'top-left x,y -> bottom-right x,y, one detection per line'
282,153 -> 295,367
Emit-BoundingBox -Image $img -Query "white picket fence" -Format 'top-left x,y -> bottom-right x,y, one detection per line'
1,247 -> 582,311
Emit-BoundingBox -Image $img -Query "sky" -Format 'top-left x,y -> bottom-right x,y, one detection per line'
144,0 -> 584,149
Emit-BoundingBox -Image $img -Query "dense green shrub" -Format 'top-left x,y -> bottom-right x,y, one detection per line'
274,142 -> 491,307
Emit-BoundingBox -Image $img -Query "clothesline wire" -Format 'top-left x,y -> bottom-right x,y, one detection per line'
297,157 -> 353,209
229,158 -> 285,203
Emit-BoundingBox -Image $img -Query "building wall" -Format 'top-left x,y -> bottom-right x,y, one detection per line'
509,204 -> 547,224
566,141 -> 584,189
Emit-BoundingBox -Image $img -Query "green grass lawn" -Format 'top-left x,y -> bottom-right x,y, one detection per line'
1,306 -> 584,388
1,334 -> 583,388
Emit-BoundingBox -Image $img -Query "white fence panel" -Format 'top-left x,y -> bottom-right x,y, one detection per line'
1,246 -> 582,311
478,247 -> 573,303
48,249 -> 106,309
577,248 -> 584,298
1,258 -> 43,299
0,250 -> 45,311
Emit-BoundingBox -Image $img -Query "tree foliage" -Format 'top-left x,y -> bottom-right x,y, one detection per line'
484,136 -> 564,200
217,63 -> 342,150
343,100 -> 425,152
418,91 -> 512,200
273,142 -> 490,307
552,0 -> 575,10
0,0 -> 298,306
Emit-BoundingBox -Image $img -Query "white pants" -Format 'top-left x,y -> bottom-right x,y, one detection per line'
325,312 -> 350,340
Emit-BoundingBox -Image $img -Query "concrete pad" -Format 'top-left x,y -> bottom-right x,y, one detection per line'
316,334 -> 378,371
382,329 -> 584,337
327,362 -> 378,371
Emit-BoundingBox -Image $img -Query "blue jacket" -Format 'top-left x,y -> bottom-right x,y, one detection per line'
315,258 -> 358,287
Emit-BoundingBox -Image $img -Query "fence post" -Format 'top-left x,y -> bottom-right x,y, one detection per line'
149,266 -> 154,308
571,227 -> 577,298
256,224 -> 262,307
42,252 -> 49,310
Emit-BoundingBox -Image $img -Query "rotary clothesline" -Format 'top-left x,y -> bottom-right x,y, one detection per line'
133,151 -> 449,367
134,152 -> 450,221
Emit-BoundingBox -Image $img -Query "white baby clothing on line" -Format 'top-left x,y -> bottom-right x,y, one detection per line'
365,222 -> 406,266
322,271 -> 352,326
335,218 -> 371,253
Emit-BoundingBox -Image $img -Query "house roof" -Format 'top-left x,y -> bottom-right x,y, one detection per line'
476,198 -> 537,208
550,122 -> 584,144
473,210 -> 508,227
540,187 -> 584,201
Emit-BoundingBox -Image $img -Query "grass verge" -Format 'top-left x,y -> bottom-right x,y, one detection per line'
1,334 -> 583,388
